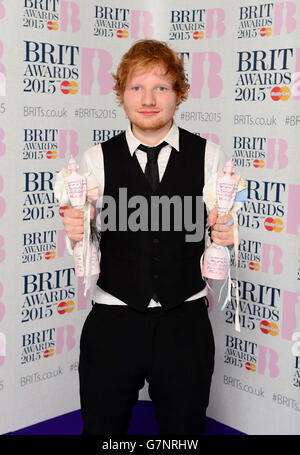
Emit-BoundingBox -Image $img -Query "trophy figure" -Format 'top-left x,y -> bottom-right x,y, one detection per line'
202,159 -> 240,280
55,155 -> 100,295
201,158 -> 246,332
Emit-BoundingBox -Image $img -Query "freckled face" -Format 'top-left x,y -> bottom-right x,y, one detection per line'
122,66 -> 179,134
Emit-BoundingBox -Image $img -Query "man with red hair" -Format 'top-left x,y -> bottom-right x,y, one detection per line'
63,40 -> 234,435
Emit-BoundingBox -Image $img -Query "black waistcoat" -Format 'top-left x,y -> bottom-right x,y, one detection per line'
97,127 -> 207,312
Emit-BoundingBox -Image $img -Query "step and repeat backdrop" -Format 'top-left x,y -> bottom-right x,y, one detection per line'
0,0 -> 299,435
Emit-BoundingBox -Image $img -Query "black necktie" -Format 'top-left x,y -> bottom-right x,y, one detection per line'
138,141 -> 168,302
138,142 -> 168,192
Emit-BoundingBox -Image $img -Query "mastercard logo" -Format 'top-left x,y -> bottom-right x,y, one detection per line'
45,251 -> 56,260
46,150 -> 58,159
264,217 -> 284,232
270,86 -> 290,101
59,205 -> 72,217
253,159 -> 265,168
193,31 -> 204,40
47,21 -> 59,31
249,262 -> 260,271
245,362 -> 256,372
260,27 -> 272,37
259,320 -> 279,336
44,348 -> 55,358
57,300 -> 75,315
60,80 -> 79,95
116,29 -> 128,38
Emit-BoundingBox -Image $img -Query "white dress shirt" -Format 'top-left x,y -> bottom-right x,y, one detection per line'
74,122 -> 227,307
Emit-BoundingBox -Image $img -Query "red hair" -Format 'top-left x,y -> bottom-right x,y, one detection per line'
113,39 -> 189,105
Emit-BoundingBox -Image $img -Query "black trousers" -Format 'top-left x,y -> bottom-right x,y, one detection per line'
78,297 -> 215,435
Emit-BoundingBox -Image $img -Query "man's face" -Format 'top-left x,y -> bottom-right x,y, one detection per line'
122,65 -> 179,133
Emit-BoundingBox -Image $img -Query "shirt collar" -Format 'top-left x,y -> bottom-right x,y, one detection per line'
125,121 -> 179,156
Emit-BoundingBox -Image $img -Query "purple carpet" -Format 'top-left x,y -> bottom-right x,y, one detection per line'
7,401 -> 244,435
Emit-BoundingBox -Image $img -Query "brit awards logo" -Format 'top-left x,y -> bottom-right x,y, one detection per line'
223,281 -> 299,343
22,0 -> 80,32
231,239 -> 283,275
23,128 -> 79,160
169,8 -> 225,40
20,324 -> 76,364
233,136 -> 289,169
224,334 -> 280,377
178,51 -> 222,99
93,5 -> 154,39
22,268 -> 76,324
224,334 -> 257,372
237,2 -> 297,39
235,47 -> 300,101
21,229 -> 69,264
238,179 -> 286,232
23,40 -> 79,94
23,171 -> 59,222
23,41 -> 117,96
225,278 -> 280,335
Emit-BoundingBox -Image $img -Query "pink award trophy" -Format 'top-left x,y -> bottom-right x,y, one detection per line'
201,159 -> 245,331
55,155 -> 100,296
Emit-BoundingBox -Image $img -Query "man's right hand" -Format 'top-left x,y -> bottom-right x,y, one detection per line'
62,205 -> 95,243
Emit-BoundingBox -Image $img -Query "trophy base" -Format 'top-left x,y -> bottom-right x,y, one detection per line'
202,244 -> 229,280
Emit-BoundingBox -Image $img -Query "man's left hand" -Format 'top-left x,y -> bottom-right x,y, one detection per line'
208,207 -> 234,247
